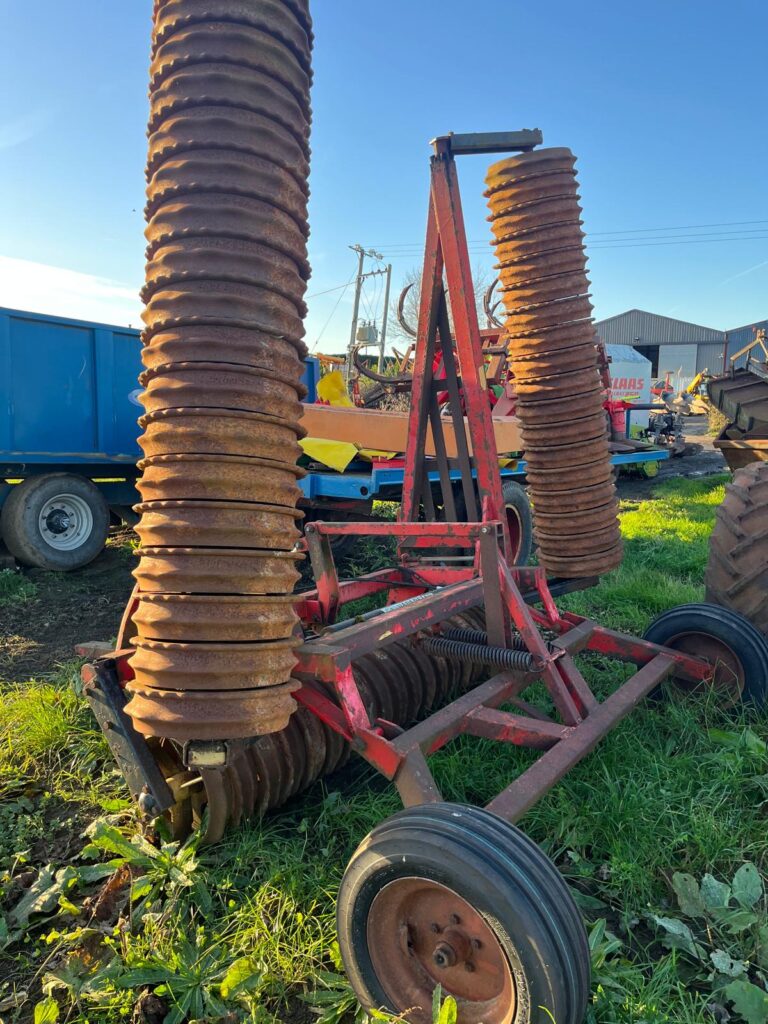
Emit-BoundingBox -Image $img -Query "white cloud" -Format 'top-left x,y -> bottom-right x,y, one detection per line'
0,254 -> 142,327
0,109 -> 51,150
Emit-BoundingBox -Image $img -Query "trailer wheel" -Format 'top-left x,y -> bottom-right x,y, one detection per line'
643,603 -> 768,708
1,474 -> 110,570
337,803 -> 589,1024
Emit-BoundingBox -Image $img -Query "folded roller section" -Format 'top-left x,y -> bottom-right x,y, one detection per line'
125,0 -> 314,741
485,148 -> 622,578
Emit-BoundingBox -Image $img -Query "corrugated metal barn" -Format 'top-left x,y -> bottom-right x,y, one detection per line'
595,309 -> 767,383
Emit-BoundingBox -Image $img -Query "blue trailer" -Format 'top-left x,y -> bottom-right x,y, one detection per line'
0,306 -> 668,571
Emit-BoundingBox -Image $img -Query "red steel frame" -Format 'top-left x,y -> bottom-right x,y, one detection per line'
103,133 -> 724,825
286,135 -> 718,824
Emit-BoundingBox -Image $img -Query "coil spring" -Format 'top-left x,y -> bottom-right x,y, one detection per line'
420,636 -> 537,673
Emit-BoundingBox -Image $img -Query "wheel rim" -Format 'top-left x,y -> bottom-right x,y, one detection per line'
666,631 -> 745,705
505,504 -> 523,564
37,493 -> 93,551
367,877 -> 516,1024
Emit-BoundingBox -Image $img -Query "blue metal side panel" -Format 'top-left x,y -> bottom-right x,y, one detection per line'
0,307 -> 322,468
300,356 -> 320,403
109,329 -> 143,457
8,315 -> 98,454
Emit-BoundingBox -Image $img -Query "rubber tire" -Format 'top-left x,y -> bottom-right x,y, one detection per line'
705,463 -> 768,635
446,482 -> 533,567
337,802 -> 590,1024
0,474 -> 109,570
502,480 -> 533,566
643,602 -> 768,708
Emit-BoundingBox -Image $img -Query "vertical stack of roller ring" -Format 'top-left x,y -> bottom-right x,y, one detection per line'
124,0 -> 314,741
485,148 -> 622,578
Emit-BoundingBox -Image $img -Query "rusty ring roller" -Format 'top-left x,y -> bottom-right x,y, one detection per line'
129,0 -> 313,742
486,146 -> 621,578
155,609 -> 489,841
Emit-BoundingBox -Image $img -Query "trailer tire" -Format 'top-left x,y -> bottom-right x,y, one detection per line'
1,474 -> 110,571
643,602 -> 768,709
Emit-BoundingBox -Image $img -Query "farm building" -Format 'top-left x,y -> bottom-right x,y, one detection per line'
595,309 -> 767,387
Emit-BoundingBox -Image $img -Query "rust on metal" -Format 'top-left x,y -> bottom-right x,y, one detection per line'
129,0 -> 314,742
124,679 -> 299,740
132,592 -> 299,642
135,453 -> 304,505
141,325 -> 308,373
485,146 -> 621,577
139,362 -> 306,417
132,546 -> 302,595
133,499 -> 302,550
138,408 -> 305,459
366,878 -> 515,1024
130,638 -> 299,690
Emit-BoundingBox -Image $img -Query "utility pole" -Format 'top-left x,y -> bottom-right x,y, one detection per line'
346,243 -> 382,380
378,263 -> 392,373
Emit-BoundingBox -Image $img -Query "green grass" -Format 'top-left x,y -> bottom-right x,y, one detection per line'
0,569 -> 37,608
2,473 -> 768,1024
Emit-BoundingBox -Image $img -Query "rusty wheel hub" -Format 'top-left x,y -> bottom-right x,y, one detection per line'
668,632 -> 745,705
367,878 -> 515,1024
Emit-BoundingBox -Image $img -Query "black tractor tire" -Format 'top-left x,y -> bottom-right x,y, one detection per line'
1,474 -> 110,571
705,462 -> 768,635
338,802 -> 589,1024
643,602 -> 768,708
502,480 -> 534,566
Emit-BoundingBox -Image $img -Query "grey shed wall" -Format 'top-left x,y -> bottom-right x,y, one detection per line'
595,309 -> 726,375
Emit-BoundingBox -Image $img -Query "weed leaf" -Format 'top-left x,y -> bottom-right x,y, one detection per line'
758,925 -> 768,970
33,998 -> 59,1024
701,874 -> 732,911
88,823 -> 154,868
10,866 -> 78,928
708,729 -> 767,758
710,949 -> 747,978
438,995 -> 458,1024
432,984 -> 442,1024
114,967 -> 170,987
220,956 -> 262,999
673,872 -> 706,917
650,914 -> 704,959
732,864 -> 763,909
724,980 -> 768,1024
716,909 -> 759,934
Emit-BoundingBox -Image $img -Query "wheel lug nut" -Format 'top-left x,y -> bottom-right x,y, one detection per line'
430,923 -> 441,933
450,913 -> 460,925
464,962 -> 475,973
472,938 -> 482,950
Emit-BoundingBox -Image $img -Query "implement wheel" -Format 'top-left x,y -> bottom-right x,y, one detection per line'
502,480 -> 533,565
337,803 -> 589,1024
643,603 -> 768,708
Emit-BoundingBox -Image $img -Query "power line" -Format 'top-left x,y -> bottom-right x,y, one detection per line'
311,269 -> 356,350
371,234 -> 768,259
366,217 -> 768,251
306,280 -> 358,299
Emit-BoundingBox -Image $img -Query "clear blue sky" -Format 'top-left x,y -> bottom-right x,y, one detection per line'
1,0 -> 766,345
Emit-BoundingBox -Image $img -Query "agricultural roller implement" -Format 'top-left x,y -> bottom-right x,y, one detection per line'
81,4 -> 768,1022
